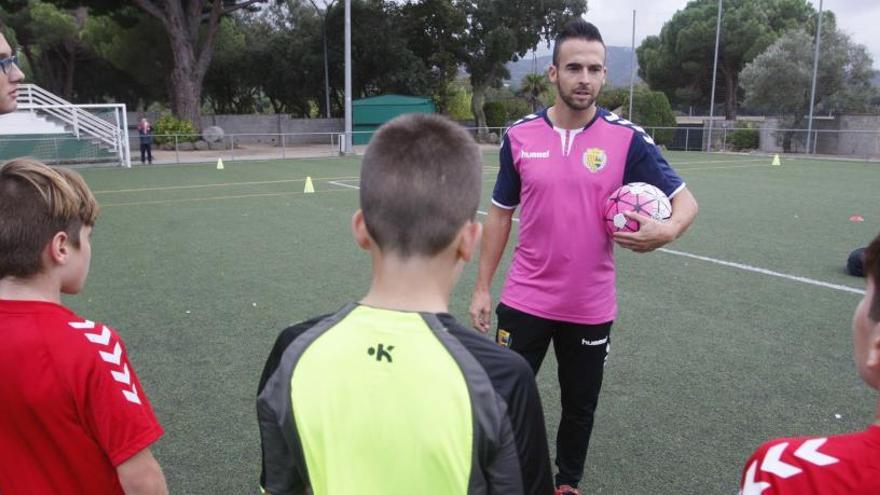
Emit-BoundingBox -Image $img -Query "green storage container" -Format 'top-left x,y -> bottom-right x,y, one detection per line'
352,95 -> 435,145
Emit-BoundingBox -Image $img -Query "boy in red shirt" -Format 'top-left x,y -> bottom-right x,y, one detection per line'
740,231 -> 880,494
0,159 -> 167,494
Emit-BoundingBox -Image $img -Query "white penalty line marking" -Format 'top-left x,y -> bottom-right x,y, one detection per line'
658,248 -> 865,295
328,180 -> 362,190
472,210 -> 863,296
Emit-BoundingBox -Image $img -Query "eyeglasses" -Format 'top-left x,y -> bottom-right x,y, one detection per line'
0,54 -> 19,75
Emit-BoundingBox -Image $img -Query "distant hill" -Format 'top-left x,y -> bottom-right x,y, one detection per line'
506,46 -> 641,89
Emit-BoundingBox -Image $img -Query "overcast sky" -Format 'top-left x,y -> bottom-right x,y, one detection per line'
578,0 -> 879,66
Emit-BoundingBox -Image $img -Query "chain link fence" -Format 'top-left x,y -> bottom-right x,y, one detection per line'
2,124 -> 877,166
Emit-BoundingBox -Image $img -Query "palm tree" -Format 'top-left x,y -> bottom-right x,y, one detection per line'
518,73 -> 550,112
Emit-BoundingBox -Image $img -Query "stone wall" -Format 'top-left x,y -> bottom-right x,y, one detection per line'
126,113 -> 343,145
759,115 -> 880,158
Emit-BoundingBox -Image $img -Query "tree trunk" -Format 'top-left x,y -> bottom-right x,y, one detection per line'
471,83 -> 487,139
135,0 -> 237,131
724,68 -> 738,120
170,65 -> 203,131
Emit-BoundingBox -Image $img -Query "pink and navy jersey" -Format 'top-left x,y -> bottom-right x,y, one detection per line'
740,427 -> 880,494
492,108 -> 685,324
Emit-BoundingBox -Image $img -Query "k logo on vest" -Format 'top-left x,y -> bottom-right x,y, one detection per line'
367,343 -> 394,363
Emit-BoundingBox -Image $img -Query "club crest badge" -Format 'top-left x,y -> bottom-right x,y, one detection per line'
497,329 -> 511,347
584,148 -> 607,173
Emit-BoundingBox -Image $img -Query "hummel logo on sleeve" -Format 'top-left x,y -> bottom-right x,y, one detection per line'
69,320 -> 142,405
741,438 -> 840,494
603,112 -> 656,145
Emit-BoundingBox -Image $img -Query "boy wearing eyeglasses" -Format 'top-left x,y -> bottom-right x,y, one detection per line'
0,31 -> 24,114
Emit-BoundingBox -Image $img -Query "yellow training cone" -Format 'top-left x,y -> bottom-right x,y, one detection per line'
216,158 -> 224,170
304,176 -> 315,193
771,154 -> 781,166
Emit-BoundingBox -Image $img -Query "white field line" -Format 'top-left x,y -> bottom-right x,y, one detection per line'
675,163 -> 770,172
328,180 -> 362,190
94,175 -> 359,194
656,248 -> 865,295
671,158 -> 768,166
471,210 -> 864,296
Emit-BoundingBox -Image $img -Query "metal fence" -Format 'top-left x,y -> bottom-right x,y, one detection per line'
1,125 -> 878,166
638,125 -> 880,160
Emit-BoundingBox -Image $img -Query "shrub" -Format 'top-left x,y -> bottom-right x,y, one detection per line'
598,88 -> 628,113
443,85 -> 474,121
632,90 -> 676,146
728,124 -> 760,150
501,98 -> 532,121
483,101 -> 508,128
597,87 -> 676,146
154,114 -> 198,145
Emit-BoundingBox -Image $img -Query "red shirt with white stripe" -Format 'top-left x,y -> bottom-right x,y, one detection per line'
0,300 -> 163,494
740,426 -> 880,495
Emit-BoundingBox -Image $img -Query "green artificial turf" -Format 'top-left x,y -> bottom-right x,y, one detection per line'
63,151 -> 878,494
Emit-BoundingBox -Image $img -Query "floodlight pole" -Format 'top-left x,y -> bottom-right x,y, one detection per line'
806,0 -> 823,155
628,9 -> 636,120
344,0 -> 353,153
706,0 -> 722,152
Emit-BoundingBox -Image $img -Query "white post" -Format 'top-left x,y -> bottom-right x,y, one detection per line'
628,10 -> 636,120
72,109 -> 80,138
706,0 -> 723,152
806,0 -> 823,155
119,105 -> 132,167
344,0 -> 353,153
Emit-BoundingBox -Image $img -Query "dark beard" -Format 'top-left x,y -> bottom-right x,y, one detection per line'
557,82 -> 597,111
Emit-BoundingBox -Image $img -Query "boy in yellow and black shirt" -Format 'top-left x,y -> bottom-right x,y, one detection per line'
257,114 -> 553,495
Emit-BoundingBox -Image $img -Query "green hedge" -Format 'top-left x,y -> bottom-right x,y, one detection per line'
483,101 -> 508,128
154,114 -> 198,145
728,125 -> 760,150
597,87 -> 676,146
502,99 -> 532,122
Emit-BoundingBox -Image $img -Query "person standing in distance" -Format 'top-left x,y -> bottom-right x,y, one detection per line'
137,117 -> 153,165
469,18 -> 698,494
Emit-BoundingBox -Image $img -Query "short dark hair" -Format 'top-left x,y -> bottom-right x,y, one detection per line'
865,232 -> 880,321
359,113 -> 481,257
0,159 -> 99,279
552,18 -> 605,66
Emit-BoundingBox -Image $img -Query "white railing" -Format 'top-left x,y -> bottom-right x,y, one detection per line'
16,84 -> 131,167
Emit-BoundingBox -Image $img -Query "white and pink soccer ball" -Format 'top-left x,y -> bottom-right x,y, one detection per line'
604,182 -> 672,234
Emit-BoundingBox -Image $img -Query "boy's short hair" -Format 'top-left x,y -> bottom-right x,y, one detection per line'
865,232 -> 880,321
0,159 -> 99,279
359,113 -> 481,257
552,18 -> 605,66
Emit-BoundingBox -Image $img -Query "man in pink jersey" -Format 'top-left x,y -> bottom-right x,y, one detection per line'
469,19 -> 698,494
739,232 -> 880,495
